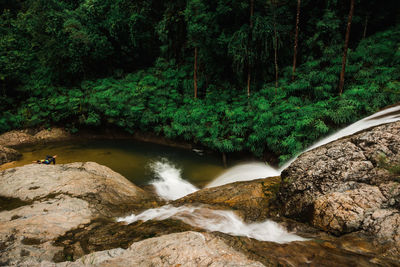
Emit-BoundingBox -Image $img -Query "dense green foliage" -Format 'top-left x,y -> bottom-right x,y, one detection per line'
1,0 -> 399,163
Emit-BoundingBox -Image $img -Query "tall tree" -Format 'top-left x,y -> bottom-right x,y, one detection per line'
272,0 -> 279,93
338,0 -> 355,95
247,0 -> 254,97
185,0 -> 211,98
194,46 -> 198,98
362,13 -> 368,39
291,0 -> 301,81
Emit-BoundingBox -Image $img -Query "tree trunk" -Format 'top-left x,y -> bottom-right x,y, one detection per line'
292,0 -> 301,81
272,0 -> 278,94
339,0 -> 355,95
194,47 -> 198,98
363,14 -> 368,39
222,152 -> 227,168
247,0 -> 254,97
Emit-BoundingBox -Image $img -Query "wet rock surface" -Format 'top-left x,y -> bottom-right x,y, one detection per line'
0,162 -> 158,266
217,230 -> 400,267
52,219 -> 203,261
30,225 -> 400,267
279,121 -> 400,248
0,145 -> 21,165
173,176 -> 281,221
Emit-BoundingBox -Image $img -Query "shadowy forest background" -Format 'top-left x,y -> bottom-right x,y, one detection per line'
1,0 -> 399,163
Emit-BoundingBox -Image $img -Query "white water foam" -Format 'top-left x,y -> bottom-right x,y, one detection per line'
118,205 -> 306,243
206,162 -> 279,188
149,160 -> 198,200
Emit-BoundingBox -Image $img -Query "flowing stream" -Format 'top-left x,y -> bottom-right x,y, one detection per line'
121,104 -> 400,243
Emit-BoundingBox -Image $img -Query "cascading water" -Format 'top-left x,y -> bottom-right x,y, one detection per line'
136,105 -> 399,244
118,205 -> 306,243
206,162 -> 279,188
210,104 -> 400,186
279,104 -> 400,171
149,159 -> 198,200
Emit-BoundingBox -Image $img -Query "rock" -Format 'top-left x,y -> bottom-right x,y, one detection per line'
0,128 -> 71,148
41,231 -> 265,267
0,145 -> 21,165
312,185 -> 386,235
278,121 -> 400,245
216,230 -> 400,267
0,195 -> 92,265
173,176 -> 281,221
33,128 -> 71,142
52,219 -> 203,261
37,228 -> 400,267
0,162 -> 157,266
0,130 -> 37,147
0,162 -> 155,216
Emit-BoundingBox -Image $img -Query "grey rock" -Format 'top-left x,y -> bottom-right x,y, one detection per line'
279,121 -> 400,243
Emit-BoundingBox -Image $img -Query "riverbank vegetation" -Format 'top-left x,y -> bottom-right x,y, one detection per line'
1,0 -> 399,163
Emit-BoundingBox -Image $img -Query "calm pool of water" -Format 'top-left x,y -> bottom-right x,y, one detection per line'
5,139 -> 226,187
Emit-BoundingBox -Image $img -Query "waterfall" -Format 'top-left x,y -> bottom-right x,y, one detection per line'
149,105 -> 400,195
149,160 -> 198,200
117,205 -> 307,243
206,162 -> 279,188
212,104 -> 400,186
136,105 -> 399,243
279,104 -> 400,171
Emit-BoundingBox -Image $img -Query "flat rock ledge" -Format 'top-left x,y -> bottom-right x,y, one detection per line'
278,121 -> 400,248
0,162 -> 157,266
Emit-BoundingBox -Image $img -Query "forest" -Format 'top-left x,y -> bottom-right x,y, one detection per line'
1,0 -> 399,163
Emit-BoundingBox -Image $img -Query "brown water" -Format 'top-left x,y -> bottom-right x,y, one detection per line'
3,139 -> 225,187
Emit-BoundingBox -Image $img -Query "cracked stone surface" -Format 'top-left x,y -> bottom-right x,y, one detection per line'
278,121 -> 400,244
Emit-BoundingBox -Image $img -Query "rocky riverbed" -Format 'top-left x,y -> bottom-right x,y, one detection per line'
0,121 -> 399,266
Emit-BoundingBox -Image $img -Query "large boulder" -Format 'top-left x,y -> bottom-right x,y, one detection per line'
33,128 -> 71,142
278,121 -> 400,242
0,145 -> 21,165
0,128 -> 71,148
0,130 -> 36,147
0,162 -> 157,266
